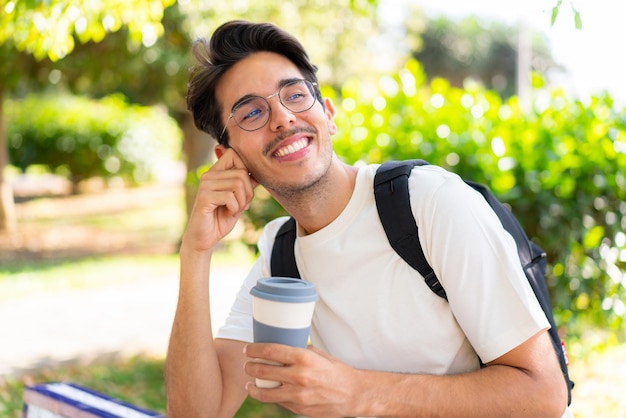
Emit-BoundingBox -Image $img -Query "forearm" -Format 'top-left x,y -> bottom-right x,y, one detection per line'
246,331 -> 566,417
165,247 -> 222,417
165,149 -> 257,416
351,364 -> 565,418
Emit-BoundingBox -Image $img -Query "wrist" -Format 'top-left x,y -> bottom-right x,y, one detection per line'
179,227 -> 219,255
179,241 -> 213,272
349,370 -> 425,418
347,369 -> 391,418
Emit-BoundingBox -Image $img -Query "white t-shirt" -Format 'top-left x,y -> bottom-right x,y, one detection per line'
217,164 -> 550,375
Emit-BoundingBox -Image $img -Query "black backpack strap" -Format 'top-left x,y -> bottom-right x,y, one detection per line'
270,217 -> 301,279
374,159 -> 447,300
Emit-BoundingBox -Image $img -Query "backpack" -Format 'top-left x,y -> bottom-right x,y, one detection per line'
270,159 -> 574,405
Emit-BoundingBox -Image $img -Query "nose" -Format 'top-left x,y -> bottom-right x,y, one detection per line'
267,96 -> 296,132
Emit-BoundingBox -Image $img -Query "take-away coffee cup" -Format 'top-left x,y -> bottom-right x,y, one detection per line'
250,277 -> 318,388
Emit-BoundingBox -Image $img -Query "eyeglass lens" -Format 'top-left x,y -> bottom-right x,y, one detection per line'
232,80 -> 316,132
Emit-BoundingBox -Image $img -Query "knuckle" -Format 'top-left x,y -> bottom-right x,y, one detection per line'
293,370 -> 315,387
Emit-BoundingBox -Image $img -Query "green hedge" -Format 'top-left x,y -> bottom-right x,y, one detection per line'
6,94 -> 181,187
246,60 -> 626,342
330,60 -> 626,341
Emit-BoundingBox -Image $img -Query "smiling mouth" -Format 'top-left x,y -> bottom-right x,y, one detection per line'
273,137 -> 310,158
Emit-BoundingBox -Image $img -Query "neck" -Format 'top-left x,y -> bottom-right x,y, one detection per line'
272,159 -> 358,235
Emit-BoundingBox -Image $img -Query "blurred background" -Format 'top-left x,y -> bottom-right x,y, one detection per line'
1,0 -> 625,416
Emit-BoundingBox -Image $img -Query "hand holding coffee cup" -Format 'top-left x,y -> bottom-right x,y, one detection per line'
250,277 -> 318,388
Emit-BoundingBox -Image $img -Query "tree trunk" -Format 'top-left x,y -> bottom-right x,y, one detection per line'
0,88 -> 17,234
181,112 -> 214,219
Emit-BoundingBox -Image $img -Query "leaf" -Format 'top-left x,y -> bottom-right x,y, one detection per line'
551,7 -> 559,26
574,10 -> 583,30
550,0 -> 563,26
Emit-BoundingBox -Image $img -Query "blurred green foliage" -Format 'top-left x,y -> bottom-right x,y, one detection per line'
5,94 -> 181,188
406,14 -> 557,99
0,0 -> 175,62
245,60 -> 626,342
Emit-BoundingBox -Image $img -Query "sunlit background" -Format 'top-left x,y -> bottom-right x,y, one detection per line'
390,0 -> 626,105
1,0 -> 625,416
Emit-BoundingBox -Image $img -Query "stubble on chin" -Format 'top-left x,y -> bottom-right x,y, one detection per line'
260,152 -> 335,205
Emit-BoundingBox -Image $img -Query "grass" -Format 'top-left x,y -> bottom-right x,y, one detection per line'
1,355 -> 295,418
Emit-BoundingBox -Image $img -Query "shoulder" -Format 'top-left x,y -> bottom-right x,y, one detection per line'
406,164 -> 485,209
408,164 -> 466,192
405,164 -> 502,244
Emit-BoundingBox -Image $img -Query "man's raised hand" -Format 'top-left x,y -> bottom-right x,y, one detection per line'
183,148 -> 258,252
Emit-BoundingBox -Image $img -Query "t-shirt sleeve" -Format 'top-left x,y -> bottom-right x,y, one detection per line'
215,216 -> 291,342
410,166 -> 550,363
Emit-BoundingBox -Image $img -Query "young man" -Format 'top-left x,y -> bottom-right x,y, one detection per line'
166,20 -> 569,417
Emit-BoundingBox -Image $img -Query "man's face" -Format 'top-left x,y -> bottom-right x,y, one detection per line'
215,51 -> 337,196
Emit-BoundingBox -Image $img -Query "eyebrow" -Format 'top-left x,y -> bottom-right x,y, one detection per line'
229,77 -> 305,112
230,94 -> 258,112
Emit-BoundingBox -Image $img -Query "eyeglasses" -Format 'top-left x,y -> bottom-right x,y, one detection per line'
219,79 -> 318,141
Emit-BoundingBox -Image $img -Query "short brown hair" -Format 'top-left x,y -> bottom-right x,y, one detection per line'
186,20 -> 321,147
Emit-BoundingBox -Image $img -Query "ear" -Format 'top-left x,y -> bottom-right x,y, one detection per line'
323,98 -> 337,135
214,144 -> 226,159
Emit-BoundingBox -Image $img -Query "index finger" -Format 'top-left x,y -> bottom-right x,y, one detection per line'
212,147 -> 259,189
212,147 -> 248,171
245,343 -> 304,364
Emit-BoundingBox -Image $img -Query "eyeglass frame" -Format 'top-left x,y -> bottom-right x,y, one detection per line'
219,78 -> 319,142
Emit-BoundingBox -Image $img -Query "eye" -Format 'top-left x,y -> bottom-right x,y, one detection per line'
235,98 -> 267,123
285,91 -> 306,102
282,83 -> 310,103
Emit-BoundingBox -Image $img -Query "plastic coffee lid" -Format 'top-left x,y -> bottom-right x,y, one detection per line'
250,277 -> 319,303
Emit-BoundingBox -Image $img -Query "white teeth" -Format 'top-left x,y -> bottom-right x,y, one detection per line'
275,138 -> 308,157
